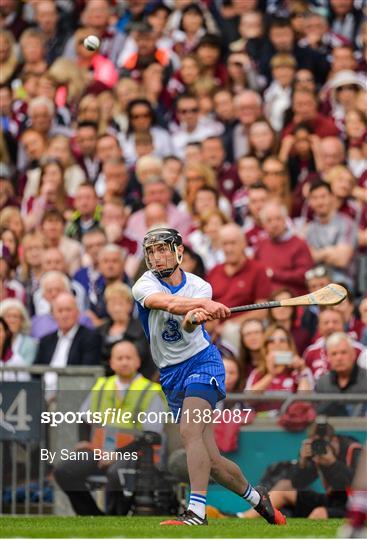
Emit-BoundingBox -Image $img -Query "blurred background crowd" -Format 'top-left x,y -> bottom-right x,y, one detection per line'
0,0 -> 366,415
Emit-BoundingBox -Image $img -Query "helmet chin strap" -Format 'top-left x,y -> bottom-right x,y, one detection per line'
152,245 -> 182,278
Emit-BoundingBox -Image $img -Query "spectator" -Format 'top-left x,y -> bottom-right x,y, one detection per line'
0,226 -> 19,270
305,180 -> 358,288
359,298 -> 367,346
324,165 -> 360,222
125,178 -> 192,243
53,340 -> 165,516
299,11 -> 350,60
0,316 -> 29,381
232,156 -> 263,226
278,122 -> 318,195
16,231 -> 46,315
31,269 -> 89,333
119,21 -> 174,82
187,209 -> 227,272
26,96 -> 70,139
329,0 -> 364,42
261,156 -> 291,211
242,420 -> 362,520
248,120 -> 278,163
231,90 -> 262,161
100,200 -> 139,278
180,243 -> 205,279
0,298 -> 38,365
258,16 -> 328,86
73,227 -> 106,306
19,28 -> 47,76
0,206 -> 24,241
74,121 -> 100,184
89,244 -> 130,322
19,129 -> 48,196
238,318 -> 265,383
268,288 -> 312,356
46,135 -> 86,196
195,33 -> 226,85
63,0 -> 125,67
344,108 -> 367,179
22,159 -> 72,231
316,332 -> 367,416
97,282 -> 155,378
255,200 -> 313,295
282,89 -> 339,139
201,136 -> 241,202
333,287 -> 365,342
0,30 -> 19,85
118,98 -> 172,165
171,94 -> 223,159
303,308 -> 364,380
263,53 -> 296,132
97,158 -> 132,206
206,223 -> 272,327
40,209 -> 81,276
245,324 -> 313,413
34,292 -> 101,391
34,0 -> 69,64
0,242 -> 25,302
65,183 -> 101,241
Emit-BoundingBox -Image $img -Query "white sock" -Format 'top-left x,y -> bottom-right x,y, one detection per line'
242,484 -> 260,507
188,491 -> 207,519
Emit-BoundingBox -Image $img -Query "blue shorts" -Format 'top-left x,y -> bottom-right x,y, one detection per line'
159,344 -> 226,418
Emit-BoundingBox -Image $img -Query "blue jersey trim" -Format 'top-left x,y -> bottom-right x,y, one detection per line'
157,270 -> 187,294
201,325 -> 212,344
137,302 -> 151,342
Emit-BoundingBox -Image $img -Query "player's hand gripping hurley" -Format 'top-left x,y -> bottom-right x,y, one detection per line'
190,283 -> 347,324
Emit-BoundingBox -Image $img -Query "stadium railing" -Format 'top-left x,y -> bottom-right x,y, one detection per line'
1,366 -> 366,515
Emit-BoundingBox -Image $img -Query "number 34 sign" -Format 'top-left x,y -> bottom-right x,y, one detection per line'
0,382 -> 43,441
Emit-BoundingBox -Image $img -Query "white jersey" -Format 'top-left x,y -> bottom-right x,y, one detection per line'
132,270 -> 212,368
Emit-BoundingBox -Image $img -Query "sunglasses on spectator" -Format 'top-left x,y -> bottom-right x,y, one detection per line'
178,107 -> 199,114
305,266 -> 328,280
131,112 -> 151,119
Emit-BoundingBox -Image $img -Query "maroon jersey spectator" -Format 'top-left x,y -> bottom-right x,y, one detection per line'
303,308 -> 363,379
206,224 -> 272,323
254,201 -> 313,295
282,89 -> 339,139
201,136 -> 241,202
245,324 -> 313,413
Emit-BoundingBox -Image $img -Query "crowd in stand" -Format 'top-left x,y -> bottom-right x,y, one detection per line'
0,0 -> 366,416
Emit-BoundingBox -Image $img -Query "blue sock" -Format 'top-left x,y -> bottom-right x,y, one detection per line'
242,484 -> 260,507
188,491 -> 207,519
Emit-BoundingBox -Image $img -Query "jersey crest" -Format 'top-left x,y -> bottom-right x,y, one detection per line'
162,317 -> 183,342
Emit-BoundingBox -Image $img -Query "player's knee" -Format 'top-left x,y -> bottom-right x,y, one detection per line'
308,506 -> 328,519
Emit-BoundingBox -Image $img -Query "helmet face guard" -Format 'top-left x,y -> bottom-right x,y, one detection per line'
143,228 -> 183,279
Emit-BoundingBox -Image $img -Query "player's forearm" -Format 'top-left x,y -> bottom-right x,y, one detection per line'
145,293 -> 209,315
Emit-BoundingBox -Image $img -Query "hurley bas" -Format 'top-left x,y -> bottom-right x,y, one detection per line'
40,448 -> 138,464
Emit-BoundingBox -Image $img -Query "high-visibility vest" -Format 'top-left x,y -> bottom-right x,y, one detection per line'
89,375 -> 165,455
90,374 -> 165,431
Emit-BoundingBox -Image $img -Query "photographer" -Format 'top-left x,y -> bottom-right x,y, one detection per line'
242,421 -> 362,519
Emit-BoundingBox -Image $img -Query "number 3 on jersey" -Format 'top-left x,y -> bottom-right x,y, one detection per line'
162,317 -> 183,342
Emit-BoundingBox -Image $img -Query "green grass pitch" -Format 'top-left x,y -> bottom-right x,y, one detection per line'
0,516 -> 344,538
